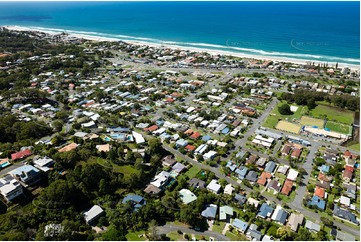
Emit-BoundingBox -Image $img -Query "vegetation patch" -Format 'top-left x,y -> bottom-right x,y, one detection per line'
325,121 -> 352,135
309,104 -> 354,125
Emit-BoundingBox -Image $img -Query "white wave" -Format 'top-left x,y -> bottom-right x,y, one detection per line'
5,25 -> 359,64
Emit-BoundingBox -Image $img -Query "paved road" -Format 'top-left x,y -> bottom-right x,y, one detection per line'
290,143 -> 320,209
235,98 -> 279,147
157,224 -> 230,241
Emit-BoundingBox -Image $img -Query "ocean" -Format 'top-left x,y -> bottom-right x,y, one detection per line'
0,1 -> 359,66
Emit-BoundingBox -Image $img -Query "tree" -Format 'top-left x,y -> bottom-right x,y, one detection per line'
102,225 -> 125,241
278,103 -> 292,115
147,220 -> 159,241
52,119 -> 64,132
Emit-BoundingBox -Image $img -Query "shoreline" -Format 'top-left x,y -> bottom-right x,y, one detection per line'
4,25 -> 360,71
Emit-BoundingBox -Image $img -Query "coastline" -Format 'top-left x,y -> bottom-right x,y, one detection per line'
4,25 -> 360,71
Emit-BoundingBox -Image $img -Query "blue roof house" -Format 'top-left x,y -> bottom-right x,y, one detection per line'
264,161 -> 276,173
201,204 -> 217,220
233,218 -> 249,233
257,203 -> 274,219
308,196 -> 326,210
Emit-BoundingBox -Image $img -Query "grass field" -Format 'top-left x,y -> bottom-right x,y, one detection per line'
300,116 -> 325,128
309,104 -> 354,125
275,120 -> 302,134
125,230 -> 147,241
325,121 -> 352,135
88,157 -> 140,179
347,142 -> 360,152
263,101 -> 306,128
185,166 -> 201,178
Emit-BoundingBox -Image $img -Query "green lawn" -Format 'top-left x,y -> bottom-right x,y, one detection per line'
185,166 -> 201,178
347,142 -> 360,152
167,231 -> 184,241
88,157 -> 140,179
212,221 -> 226,234
125,230 -> 147,241
325,121 -> 352,135
225,231 -> 248,241
263,101 -> 307,128
309,104 -> 354,125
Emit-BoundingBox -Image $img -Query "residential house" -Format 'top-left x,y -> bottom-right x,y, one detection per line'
271,205 -> 288,225
179,189 -> 197,204
257,203 -> 274,219
277,165 -> 289,175
308,195 -> 326,210
207,179 -> 221,194
224,184 -> 234,195
264,161 -> 276,173
291,148 -> 302,159
234,194 -> 247,206
248,198 -> 260,208
162,155 -> 176,167
33,156 -> 55,172
203,150 -> 217,160
0,174 -> 24,202
281,144 -> 292,156
122,194 -> 146,211
9,165 -> 41,187
331,229 -> 355,241
268,180 -> 281,194
84,205 -> 105,225
342,169 -> 353,182
235,166 -> 248,180
201,204 -> 217,220
246,171 -> 258,182
172,162 -> 186,174
257,172 -> 272,186
11,149 -> 32,161
305,220 -> 321,233
58,143 -> 78,153
314,186 -> 325,198
333,205 -> 359,224
281,179 -> 293,196
232,218 -> 249,233
96,144 -> 111,153
246,224 -> 262,241
287,213 -> 304,232
188,178 -> 205,189
287,169 -> 299,181
150,171 -> 171,190
219,205 -> 234,221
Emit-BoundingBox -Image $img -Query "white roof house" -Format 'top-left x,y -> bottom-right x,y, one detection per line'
339,196 -> 351,207
207,179 -> 221,194
0,175 -> 24,202
84,205 -> 104,225
132,131 -> 145,144
203,150 -> 217,160
33,157 -> 55,172
287,169 -> 299,181
224,184 -> 234,195
179,189 -> 197,204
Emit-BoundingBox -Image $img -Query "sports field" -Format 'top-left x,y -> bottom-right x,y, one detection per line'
309,104 -> 354,125
325,121 -> 352,135
263,101 -> 306,128
300,116 -> 325,128
275,120 -> 302,134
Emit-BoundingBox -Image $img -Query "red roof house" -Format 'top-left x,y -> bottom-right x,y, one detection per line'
11,149 -> 32,161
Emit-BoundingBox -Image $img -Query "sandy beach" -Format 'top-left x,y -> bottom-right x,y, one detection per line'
4,25 -> 360,71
